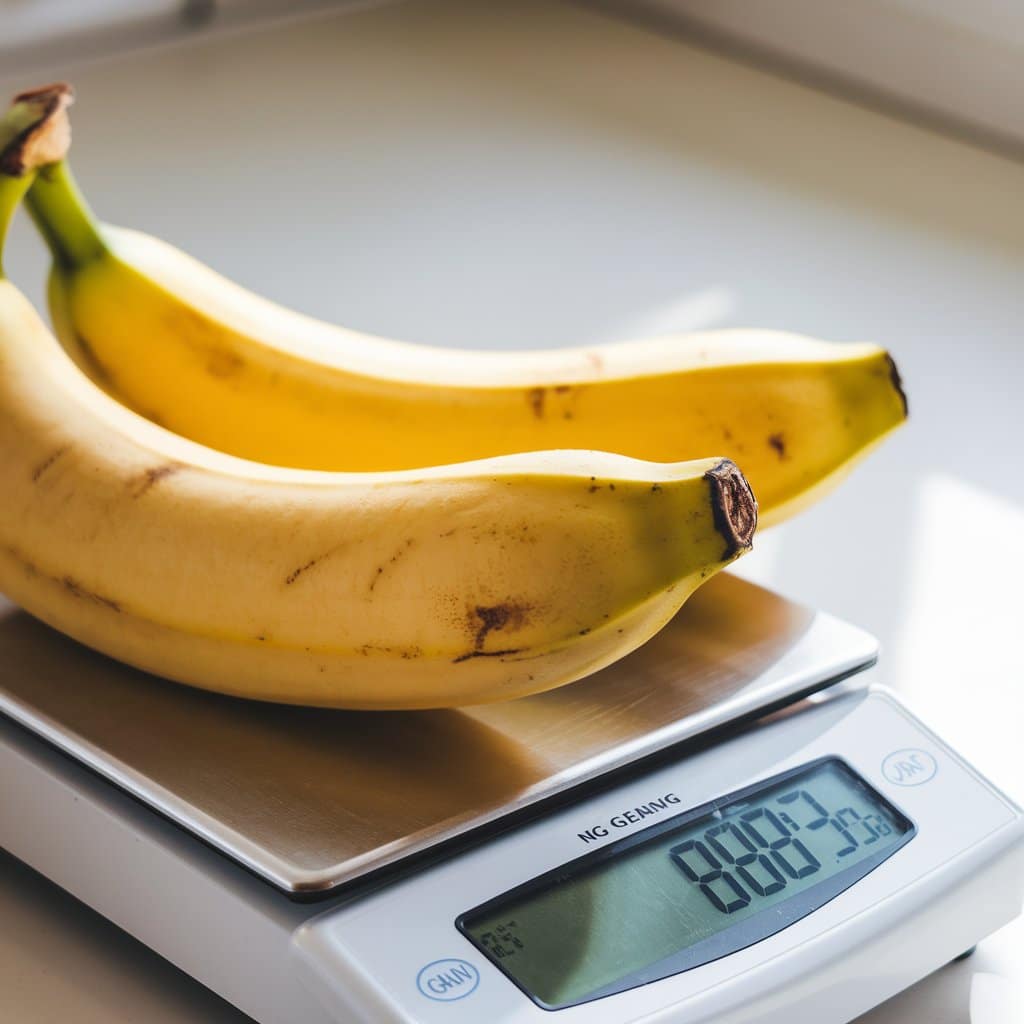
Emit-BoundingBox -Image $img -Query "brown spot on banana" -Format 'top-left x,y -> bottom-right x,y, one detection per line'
526,387 -> 546,418
206,348 -> 245,378
704,459 -> 758,559
130,462 -> 183,499
368,538 -> 416,593
359,643 -> 423,659
455,602 -> 532,662
2,543 -> 38,578
452,647 -> 525,663
284,556 -> 321,586
767,433 -> 787,459
31,444 -> 70,483
3,545 -> 120,611
472,602 -> 530,647
283,542 -> 347,587
61,575 -> 121,612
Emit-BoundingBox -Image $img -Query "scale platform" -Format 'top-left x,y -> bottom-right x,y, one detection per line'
0,573 -> 876,897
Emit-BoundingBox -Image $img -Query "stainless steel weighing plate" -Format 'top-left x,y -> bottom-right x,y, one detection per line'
0,573 -> 876,896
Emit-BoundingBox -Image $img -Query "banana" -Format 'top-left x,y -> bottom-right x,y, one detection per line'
24,94 -> 906,528
0,89 -> 756,710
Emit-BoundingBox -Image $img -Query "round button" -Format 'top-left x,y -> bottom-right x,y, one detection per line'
882,748 -> 938,786
416,958 -> 480,1002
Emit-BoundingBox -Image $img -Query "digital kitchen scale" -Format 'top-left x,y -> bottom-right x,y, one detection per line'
1,573 -> 1021,1024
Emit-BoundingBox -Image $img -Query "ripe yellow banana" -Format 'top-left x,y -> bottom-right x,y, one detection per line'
0,88 -> 756,710
25,97 -> 906,528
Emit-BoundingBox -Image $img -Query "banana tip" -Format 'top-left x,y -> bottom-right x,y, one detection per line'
705,459 -> 757,558
884,352 -> 909,418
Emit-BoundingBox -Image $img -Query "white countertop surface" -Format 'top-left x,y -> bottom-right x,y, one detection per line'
1,1 -> 1022,1021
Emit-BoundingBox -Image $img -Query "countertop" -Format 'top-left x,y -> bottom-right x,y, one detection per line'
1,1 -> 1021,1021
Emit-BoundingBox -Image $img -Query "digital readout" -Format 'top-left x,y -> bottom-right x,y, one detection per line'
459,758 -> 913,1009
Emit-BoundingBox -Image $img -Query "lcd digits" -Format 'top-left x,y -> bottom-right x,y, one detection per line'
670,784 -> 896,915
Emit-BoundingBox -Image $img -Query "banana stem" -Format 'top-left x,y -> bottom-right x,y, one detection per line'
0,173 -> 34,280
0,83 -> 77,276
25,160 -> 107,269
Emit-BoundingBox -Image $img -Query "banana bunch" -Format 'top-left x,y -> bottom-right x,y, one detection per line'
0,86 -> 758,709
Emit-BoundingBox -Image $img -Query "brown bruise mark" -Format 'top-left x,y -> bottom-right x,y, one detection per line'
650,483 -> 662,494
526,387 -> 546,419
767,432 -> 787,460
160,305 -> 247,380
358,643 -> 423,659
439,527 -> 458,538
522,381 -> 581,422
554,383 -> 581,421
469,646 -> 550,666
130,462 -> 183,499
206,348 -> 245,379
369,537 -> 416,592
3,545 -> 122,615
283,542 -> 347,587
454,601 -> 532,663
31,444 -> 70,483
452,647 -> 524,664
2,543 -> 38,579
61,576 -> 121,613
285,556 -> 322,586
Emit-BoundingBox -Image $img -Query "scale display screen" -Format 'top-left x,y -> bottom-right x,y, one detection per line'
458,757 -> 914,1009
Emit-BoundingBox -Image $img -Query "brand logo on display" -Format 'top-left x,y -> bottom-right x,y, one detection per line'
416,958 -> 480,1001
882,749 -> 938,786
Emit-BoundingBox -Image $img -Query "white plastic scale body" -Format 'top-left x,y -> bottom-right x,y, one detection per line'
1,575 -> 1022,1024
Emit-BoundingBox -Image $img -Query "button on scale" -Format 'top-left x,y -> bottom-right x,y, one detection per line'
882,749 -> 938,786
416,958 -> 481,1002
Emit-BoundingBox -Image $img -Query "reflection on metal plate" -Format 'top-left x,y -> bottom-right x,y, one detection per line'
0,574 -> 876,894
